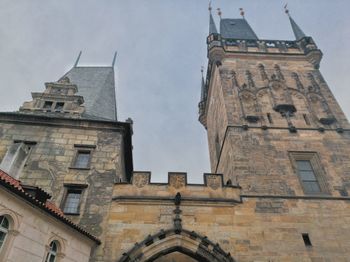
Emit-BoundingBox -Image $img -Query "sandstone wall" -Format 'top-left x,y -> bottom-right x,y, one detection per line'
0,188 -> 95,262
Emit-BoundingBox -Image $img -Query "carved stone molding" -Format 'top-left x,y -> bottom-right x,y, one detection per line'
169,173 -> 186,189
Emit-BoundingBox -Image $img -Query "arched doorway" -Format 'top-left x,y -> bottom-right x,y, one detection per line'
118,228 -> 235,262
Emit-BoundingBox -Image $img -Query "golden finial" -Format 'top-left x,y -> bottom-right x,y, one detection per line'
284,3 -> 290,17
217,8 -> 222,19
239,8 -> 245,18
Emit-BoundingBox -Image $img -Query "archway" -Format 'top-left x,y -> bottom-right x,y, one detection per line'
118,228 -> 235,262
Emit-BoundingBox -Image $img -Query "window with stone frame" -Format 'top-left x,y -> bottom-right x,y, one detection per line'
54,102 -> 65,111
45,240 -> 59,262
0,216 -> 9,252
61,184 -> 87,215
43,101 -> 53,111
70,145 -> 95,169
289,152 -> 329,195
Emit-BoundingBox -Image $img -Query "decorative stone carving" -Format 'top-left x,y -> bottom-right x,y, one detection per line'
245,70 -> 255,88
307,73 -> 320,92
239,90 -> 259,122
258,64 -> 268,80
291,72 -> 304,90
132,173 -> 149,188
308,94 -> 335,125
274,64 -> 285,81
219,68 -> 234,80
231,70 -> 239,87
169,174 -> 186,189
206,175 -> 222,190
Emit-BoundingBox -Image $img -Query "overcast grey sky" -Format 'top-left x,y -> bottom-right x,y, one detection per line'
0,0 -> 349,183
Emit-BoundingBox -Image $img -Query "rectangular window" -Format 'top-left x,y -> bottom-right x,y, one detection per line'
54,102 -> 64,111
289,152 -> 328,195
61,184 -> 87,215
296,160 -> 321,193
73,151 -> 91,169
43,101 -> 53,110
63,189 -> 82,214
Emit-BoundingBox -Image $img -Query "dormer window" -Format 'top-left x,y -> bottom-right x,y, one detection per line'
43,101 -> 53,111
55,102 -> 64,111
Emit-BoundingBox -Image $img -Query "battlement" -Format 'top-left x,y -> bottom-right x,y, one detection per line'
208,36 -> 322,63
113,172 -> 241,205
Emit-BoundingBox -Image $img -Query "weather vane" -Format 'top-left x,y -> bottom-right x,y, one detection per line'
239,8 -> 245,18
217,8 -> 222,19
284,3 -> 290,17
208,1 -> 212,12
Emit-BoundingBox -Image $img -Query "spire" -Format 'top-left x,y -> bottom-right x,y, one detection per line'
208,2 -> 218,34
285,4 -> 306,40
74,51 -> 82,67
112,51 -> 117,67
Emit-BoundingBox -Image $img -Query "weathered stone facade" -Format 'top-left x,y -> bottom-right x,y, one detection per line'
0,112 -> 132,261
0,8 -> 350,262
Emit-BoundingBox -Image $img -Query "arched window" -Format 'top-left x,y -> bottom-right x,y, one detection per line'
45,241 -> 59,262
0,216 -> 9,251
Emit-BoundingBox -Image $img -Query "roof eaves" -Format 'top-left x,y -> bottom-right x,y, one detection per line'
0,170 -> 101,244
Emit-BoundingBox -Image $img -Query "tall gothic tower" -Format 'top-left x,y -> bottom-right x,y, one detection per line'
199,9 -> 350,196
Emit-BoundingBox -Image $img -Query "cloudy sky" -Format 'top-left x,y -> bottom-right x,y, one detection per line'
0,0 -> 349,183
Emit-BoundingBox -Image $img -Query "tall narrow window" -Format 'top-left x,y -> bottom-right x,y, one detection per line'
289,152 -> 328,195
0,216 -> 9,251
45,241 -> 59,262
267,113 -> 273,124
296,160 -> 321,194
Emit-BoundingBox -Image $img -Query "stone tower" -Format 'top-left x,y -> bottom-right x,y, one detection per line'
199,9 -> 350,196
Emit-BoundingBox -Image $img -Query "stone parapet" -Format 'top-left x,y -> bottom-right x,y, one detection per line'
113,172 -> 241,205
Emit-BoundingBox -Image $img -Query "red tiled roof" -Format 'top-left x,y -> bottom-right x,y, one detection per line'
0,169 -> 100,244
0,169 -> 23,191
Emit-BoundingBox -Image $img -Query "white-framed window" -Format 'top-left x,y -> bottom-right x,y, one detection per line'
45,241 -> 59,262
0,216 -> 9,251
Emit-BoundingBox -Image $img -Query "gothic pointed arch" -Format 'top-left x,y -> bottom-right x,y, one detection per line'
118,228 -> 235,262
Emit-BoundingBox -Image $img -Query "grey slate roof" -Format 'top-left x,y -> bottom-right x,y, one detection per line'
289,16 -> 306,40
61,66 -> 117,121
220,18 -> 258,40
209,12 -> 218,34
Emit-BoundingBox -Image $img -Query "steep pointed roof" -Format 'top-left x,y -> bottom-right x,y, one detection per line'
220,18 -> 258,40
61,66 -> 117,121
289,16 -> 306,40
209,12 -> 218,34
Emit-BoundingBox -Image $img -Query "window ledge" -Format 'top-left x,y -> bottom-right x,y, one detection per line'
68,167 -> 91,170
63,213 -> 80,216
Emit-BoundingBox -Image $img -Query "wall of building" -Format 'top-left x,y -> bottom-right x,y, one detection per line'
218,127 -> 350,195
203,50 -> 350,195
0,187 -> 95,262
0,114 -> 127,260
102,173 -> 350,262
